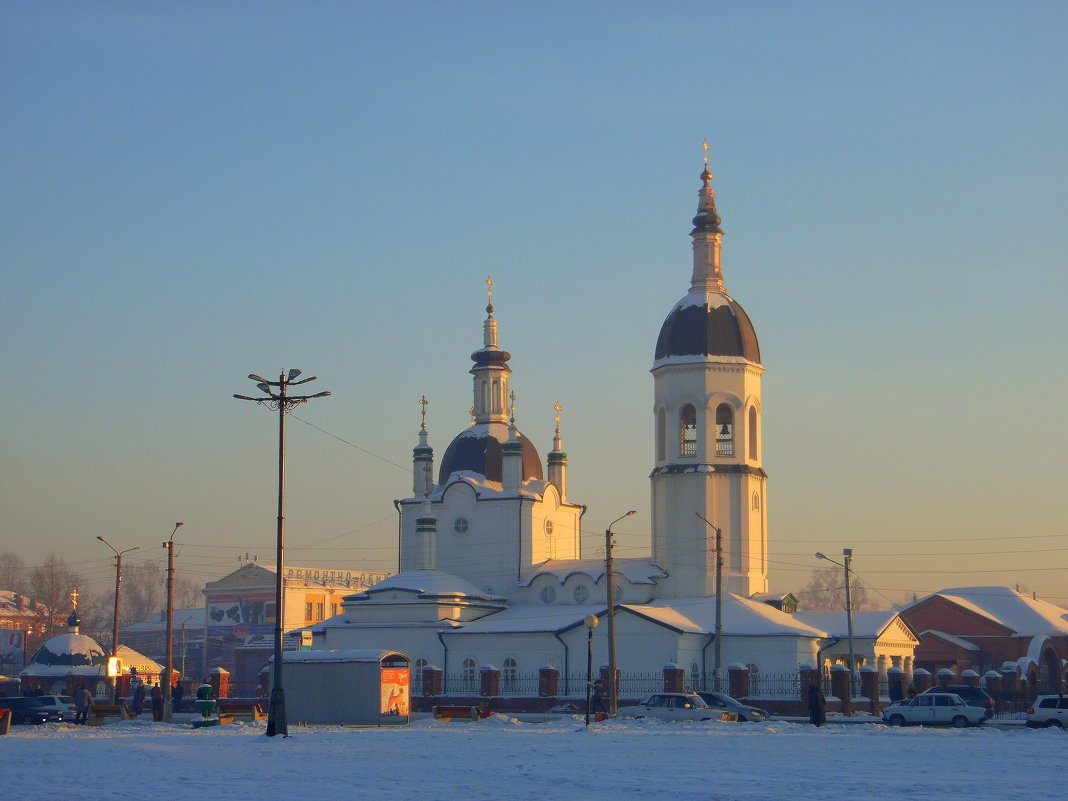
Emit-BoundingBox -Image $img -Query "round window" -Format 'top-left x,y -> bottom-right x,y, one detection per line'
572,585 -> 589,603
540,586 -> 557,604
543,519 -> 554,536
453,517 -> 469,536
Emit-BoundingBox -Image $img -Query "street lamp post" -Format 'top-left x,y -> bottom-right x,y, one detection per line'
96,536 -> 139,703
235,369 -> 331,738
815,549 -> 856,695
584,614 -> 599,726
604,510 -> 636,717
695,513 -> 723,692
162,522 -> 183,722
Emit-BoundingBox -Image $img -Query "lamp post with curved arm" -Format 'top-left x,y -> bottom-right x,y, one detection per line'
815,548 -> 856,695
235,370 -> 331,738
96,536 -> 139,703
605,510 -> 637,716
162,522 -> 183,722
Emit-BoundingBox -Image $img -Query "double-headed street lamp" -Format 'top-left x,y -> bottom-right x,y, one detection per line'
235,369 -> 331,738
96,536 -> 139,703
815,548 -> 856,694
605,509 -> 637,717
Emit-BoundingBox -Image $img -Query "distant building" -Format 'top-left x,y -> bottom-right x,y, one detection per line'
0,590 -> 67,669
794,610 -> 919,678
201,562 -> 388,693
897,586 -> 1068,692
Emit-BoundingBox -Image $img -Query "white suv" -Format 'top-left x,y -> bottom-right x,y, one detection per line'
881,692 -> 986,728
1026,695 -> 1068,728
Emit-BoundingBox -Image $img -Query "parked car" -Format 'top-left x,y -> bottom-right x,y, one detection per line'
1026,695 -> 1068,728
0,697 -> 63,725
695,691 -> 770,722
619,692 -> 723,722
921,685 -> 994,719
35,695 -> 78,721
882,692 -> 986,728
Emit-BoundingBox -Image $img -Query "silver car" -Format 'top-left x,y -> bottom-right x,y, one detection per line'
619,692 -> 724,722
881,692 -> 986,728
1026,695 -> 1068,728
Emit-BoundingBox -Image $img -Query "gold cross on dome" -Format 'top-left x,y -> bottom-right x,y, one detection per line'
419,394 -> 428,430
553,401 -> 562,432
468,406 -> 476,425
703,138 -> 710,167
486,275 -> 493,299
70,589 -> 80,609
509,390 -> 517,424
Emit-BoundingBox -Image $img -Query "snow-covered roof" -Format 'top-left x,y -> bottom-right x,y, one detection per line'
0,589 -> 44,618
629,596 -> 827,637
522,558 -> 667,587
22,633 -> 108,677
921,630 -> 981,651
122,608 -> 204,634
115,645 -> 163,675
281,649 -> 408,664
350,569 -> 506,603
903,586 -> 1068,635
794,610 -> 902,639
447,604 -> 605,635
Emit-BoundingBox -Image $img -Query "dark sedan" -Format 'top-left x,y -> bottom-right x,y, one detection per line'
0,697 -> 63,724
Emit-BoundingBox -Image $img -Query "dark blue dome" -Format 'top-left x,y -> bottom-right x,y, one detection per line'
438,422 -> 543,485
654,291 -> 761,364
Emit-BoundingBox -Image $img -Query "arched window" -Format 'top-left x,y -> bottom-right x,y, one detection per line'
462,658 -> 478,693
715,404 -> 734,457
656,407 -> 666,461
680,404 -> 697,456
491,379 -> 500,413
481,381 -> 488,414
752,492 -> 761,511
503,657 -> 518,692
414,658 -> 428,692
748,406 -> 758,460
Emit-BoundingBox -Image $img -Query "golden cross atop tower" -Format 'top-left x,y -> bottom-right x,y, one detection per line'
509,390 -> 517,425
485,275 -> 494,315
554,401 -> 562,434
419,394 -> 428,431
70,589 -> 80,609
703,138 -> 710,167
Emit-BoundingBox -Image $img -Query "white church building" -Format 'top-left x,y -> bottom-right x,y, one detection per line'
311,163 -> 827,692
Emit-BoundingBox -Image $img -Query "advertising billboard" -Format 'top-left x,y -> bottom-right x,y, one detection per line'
206,592 -> 275,636
0,630 -> 25,672
380,667 -> 410,717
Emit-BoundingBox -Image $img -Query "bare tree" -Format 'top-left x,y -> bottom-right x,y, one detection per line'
120,559 -> 167,627
175,575 -> 203,609
28,552 -> 84,637
0,551 -> 27,594
798,566 -> 871,611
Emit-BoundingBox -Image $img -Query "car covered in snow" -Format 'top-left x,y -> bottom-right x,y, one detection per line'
881,692 -> 986,728
1026,695 -> 1068,728
695,691 -> 770,722
619,692 -> 726,722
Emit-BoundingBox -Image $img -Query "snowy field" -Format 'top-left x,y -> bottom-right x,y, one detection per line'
2,716 -> 1062,801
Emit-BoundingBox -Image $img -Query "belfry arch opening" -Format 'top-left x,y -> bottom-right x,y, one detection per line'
680,405 -> 697,456
715,403 -> 733,457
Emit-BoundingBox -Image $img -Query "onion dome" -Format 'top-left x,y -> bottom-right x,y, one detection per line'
438,421 -> 542,484
653,161 -> 761,367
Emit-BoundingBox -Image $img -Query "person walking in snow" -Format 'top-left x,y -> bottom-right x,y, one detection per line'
592,678 -> 608,715
807,683 -> 826,727
172,681 -> 184,715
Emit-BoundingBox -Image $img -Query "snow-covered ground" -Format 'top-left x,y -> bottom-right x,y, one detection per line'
2,716 -> 1062,801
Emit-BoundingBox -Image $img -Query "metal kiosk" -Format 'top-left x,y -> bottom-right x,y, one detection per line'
275,649 -> 411,726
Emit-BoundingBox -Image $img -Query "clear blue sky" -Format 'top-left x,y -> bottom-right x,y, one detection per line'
2,1 -> 1066,607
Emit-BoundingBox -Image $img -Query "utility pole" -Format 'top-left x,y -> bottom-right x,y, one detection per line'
695,513 -> 723,692
235,369 -> 331,738
604,510 -> 636,716
97,537 -> 139,703
816,548 -> 857,697
162,522 -> 183,722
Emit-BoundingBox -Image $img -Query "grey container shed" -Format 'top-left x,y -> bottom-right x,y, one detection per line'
273,649 -> 411,726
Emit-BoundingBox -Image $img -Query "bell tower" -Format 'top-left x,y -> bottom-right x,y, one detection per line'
649,153 -> 768,599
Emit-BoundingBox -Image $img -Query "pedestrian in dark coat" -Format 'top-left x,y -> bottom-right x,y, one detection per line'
150,682 -> 164,720
172,682 -> 184,714
889,681 -> 904,703
74,685 -> 91,725
592,678 -> 608,714
807,683 -> 826,727
133,682 -> 147,715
